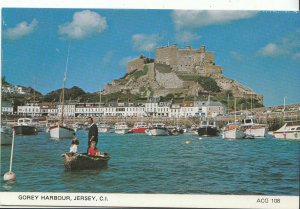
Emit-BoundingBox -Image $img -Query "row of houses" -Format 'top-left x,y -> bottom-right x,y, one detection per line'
1,85 -> 27,94
2,99 -> 226,118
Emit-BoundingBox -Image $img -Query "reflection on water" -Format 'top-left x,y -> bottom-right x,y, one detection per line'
0,131 -> 299,195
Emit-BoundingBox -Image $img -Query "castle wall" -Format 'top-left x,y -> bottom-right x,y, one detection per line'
155,46 -> 178,68
127,57 -> 145,74
155,69 -> 185,89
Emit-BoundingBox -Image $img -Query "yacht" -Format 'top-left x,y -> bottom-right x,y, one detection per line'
272,121 -> 300,140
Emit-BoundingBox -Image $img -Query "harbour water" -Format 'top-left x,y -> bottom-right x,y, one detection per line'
1,131 -> 299,195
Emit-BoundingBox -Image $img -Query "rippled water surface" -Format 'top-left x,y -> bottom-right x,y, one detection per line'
1,131 -> 299,195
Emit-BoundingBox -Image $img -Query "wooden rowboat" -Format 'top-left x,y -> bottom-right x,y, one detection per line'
62,152 -> 111,171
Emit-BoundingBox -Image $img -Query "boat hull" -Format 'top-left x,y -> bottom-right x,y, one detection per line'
131,127 -> 148,133
148,128 -> 169,136
13,125 -> 37,135
115,129 -> 129,134
222,129 -> 246,139
244,127 -> 267,137
273,131 -> 300,140
1,132 -> 12,145
63,152 -> 110,171
49,125 -> 75,139
198,127 -> 218,136
98,127 -> 110,133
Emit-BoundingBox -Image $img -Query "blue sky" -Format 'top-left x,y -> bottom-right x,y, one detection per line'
1,9 -> 299,106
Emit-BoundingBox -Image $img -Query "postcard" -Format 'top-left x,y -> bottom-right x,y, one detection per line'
0,0 -> 299,208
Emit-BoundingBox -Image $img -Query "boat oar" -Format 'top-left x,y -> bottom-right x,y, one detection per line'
3,130 -> 16,181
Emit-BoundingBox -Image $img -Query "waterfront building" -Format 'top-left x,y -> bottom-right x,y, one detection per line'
14,98 -> 227,119
57,103 -> 76,118
40,102 -> 57,117
180,101 -> 199,117
194,100 -> 226,117
1,101 -> 14,115
17,102 -> 41,117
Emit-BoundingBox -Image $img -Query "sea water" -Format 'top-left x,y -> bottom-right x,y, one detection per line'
1,131 -> 299,195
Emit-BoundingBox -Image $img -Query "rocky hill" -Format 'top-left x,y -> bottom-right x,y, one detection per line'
103,45 -> 263,105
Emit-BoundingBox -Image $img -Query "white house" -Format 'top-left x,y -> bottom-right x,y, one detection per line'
17,103 -> 40,116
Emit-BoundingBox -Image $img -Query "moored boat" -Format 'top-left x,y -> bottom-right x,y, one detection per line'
114,122 -> 130,134
197,120 -> 219,136
13,118 -> 37,135
62,152 -> 111,171
49,124 -> 75,139
240,117 -> 268,137
49,46 -> 75,139
222,123 -> 246,139
272,121 -> 300,140
130,122 -> 148,133
97,122 -> 111,133
147,123 -> 169,136
1,126 -> 13,145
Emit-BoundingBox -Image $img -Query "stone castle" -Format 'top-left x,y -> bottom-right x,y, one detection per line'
127,45 -> 222,77
104,45 -> 262,102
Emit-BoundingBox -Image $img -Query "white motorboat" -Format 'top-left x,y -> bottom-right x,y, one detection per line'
1,126 -> 13,145
222,123 -> 246,139
272,121 -> 300,140
114,122 -> 130,134
147,123 -> 169,136
240,117 -> 268,137
97,122 -> 111,133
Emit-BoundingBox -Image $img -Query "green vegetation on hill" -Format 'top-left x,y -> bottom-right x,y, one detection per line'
132,65 -> 149,79
197,76 -> 221,93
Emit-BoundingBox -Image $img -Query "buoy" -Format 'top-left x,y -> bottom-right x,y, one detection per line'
3,172 -> 16,181
185,139 -> 190,144
3,130 -> 16,181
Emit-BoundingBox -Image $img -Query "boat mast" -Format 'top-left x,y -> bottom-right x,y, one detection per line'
61,45 -> 70,124
234,97 -> 237,122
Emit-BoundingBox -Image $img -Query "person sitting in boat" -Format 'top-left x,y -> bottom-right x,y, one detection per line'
69,138 -> 79,153
87,141 -> 99,156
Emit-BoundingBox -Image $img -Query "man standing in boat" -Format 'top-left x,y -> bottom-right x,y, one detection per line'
86,116 -> 98,151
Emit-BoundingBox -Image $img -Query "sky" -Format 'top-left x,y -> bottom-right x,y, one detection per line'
1,9 -> 300,106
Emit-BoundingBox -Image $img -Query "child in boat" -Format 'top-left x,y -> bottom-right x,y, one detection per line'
70,138 -> 79,153
87,141 -> 99,156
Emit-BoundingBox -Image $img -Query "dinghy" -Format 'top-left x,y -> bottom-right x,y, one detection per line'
62,152 -> 111,171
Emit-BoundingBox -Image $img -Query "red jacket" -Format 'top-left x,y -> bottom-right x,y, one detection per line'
88,147 -> 98,156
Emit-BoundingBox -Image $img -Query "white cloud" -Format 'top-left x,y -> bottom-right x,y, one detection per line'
58,10 -> 107,39
132,34 -> 161,51
119,56 -> 135,68
259,29 -> 300,58
172,10 -> 257,30
3,19 -> 38,40
176,31 -> 200,43
259,43 -> 281,57
171,10 -> 257,43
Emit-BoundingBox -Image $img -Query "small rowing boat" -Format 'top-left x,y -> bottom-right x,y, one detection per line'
62,152 -> 111,171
